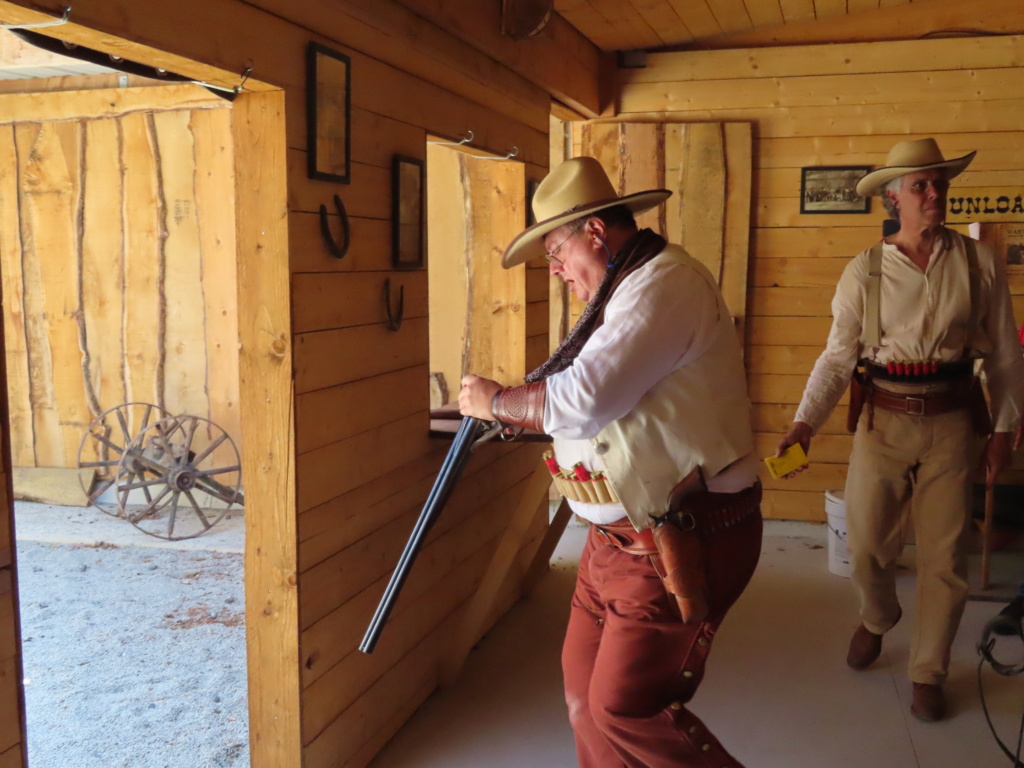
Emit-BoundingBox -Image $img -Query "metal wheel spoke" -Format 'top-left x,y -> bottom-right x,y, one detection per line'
79,459 -> 120,469
88,474 -> 120,502
119,475 -> 168,492
191,433 -> 227,466
196,465 -> 240,478
167,492 -> 181,537
140,404 -> 155,431
195,477 -> 241,504
116,409 -> 133,446
184,490 -> 213,530
183,417 -> 199,455
92,432 -> 127,454
126,485 -> 172,524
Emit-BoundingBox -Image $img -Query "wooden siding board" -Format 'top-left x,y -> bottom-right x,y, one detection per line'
0,124 -> 33,468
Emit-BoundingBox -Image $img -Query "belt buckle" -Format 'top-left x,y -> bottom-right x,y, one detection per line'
905,396 -> 925,416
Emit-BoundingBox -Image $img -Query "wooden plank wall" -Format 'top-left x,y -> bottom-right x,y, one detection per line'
0,2 -> 601,766
0,88 -> 240,472
614,33 -> 1024,521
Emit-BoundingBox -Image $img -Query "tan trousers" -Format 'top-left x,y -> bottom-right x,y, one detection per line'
844,406 -> 980,685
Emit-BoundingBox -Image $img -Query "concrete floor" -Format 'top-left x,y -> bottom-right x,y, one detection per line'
369,520 -> 1024,768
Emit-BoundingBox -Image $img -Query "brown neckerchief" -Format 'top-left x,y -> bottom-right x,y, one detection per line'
525,228 -> 667,383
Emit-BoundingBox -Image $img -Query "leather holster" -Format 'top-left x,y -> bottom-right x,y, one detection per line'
649,467 -> 709,624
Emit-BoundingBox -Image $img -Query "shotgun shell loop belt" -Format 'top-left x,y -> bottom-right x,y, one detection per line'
541,451 -> 620,505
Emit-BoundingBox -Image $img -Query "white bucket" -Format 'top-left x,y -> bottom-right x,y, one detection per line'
825,489 -> 851,578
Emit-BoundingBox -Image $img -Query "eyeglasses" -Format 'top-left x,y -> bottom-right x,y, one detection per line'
544,223 -> 584,266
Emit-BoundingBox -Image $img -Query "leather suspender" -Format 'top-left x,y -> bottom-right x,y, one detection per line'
964,236 -> 980,352
863,232 -> 980,353
865,242 -> 883,350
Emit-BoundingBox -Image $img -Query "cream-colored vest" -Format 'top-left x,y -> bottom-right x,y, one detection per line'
594,247 -> 754,531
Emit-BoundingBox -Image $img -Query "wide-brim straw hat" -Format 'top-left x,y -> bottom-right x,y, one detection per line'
856,138 -> 976,197
501,157 -> 671,268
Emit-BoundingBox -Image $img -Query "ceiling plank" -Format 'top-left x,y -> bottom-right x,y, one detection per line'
812,0 -> 848,21
778,0 -> 816,24
585,0 -> 666,49
847,0 -> 880,13
683,0 -> 1023,49
705,0 -> 755,33
621,34 -> 1024,83
667,0 -> 723,39
630,0 -> 694,46
557,0 -> 624,50
744,0 -> 784,28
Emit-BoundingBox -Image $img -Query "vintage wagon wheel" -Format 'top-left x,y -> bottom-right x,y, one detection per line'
77,402 -> 172,517
115,414 -> 244,540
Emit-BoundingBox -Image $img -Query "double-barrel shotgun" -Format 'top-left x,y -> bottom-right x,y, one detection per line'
359,416 -> 489,654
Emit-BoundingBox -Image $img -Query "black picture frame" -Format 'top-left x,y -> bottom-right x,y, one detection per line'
392,154 -> 425,270
800,166 -> 871,214
306,42 -> 351,184
526,178 -> 541,227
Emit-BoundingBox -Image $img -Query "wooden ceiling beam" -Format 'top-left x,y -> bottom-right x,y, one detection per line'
394,0 -> 603,117
682,0 -> 1024,49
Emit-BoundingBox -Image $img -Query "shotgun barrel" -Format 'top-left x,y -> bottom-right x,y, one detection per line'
359,417 -> 484,654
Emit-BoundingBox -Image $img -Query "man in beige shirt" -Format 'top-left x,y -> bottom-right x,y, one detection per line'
777,138 -> 1024,722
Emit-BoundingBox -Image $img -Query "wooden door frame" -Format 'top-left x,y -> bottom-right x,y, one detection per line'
0,11 -> 300,765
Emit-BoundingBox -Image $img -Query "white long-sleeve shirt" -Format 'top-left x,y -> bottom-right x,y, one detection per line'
795,231 -> 1024,433
543,248 -> 758,524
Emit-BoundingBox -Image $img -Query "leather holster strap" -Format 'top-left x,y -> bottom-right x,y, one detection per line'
593,519 -> 658,556
870,386 -> 970,417
491,380 -> 546,432
593,481 -> 762,555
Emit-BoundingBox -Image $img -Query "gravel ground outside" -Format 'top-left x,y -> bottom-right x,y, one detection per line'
13,502 -> 249,768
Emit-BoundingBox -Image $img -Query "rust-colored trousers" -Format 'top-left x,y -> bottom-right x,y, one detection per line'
562,509 -> 762,768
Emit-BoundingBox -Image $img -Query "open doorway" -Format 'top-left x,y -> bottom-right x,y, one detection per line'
425,138 -> 527,409
0,29 -> 248,767
0,21 -> 294,768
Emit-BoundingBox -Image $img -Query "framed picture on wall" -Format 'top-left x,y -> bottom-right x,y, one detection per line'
800,166 -> 871,214
392,154 -> 425,269
306,42 -> 351,184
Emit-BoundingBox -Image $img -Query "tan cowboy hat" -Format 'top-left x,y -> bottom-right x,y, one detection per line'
855,138 -> 976,197
501,157 -> 671,268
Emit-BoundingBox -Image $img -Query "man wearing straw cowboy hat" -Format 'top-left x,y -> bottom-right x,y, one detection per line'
459,156 -> 762,767
777,138 -> 1024,722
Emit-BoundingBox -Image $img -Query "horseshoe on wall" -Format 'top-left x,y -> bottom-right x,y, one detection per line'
319,194 -> 350,259
383,278 -> 404,332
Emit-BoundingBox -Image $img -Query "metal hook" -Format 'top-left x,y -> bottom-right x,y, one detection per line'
502,146 -> 519,160
2,5 -> 70,29
191,63 -> 254,95
383,279 -> 404,332
319,194 -> 350,260
427,130 -> 474,147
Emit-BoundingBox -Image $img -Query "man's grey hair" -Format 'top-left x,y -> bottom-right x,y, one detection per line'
881,176 -> 902,221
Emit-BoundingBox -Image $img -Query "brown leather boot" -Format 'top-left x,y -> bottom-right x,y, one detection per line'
911,683 -> 946,722
846,624 -> 883,670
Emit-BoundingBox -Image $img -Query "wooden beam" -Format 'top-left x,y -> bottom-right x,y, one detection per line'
232,89 -> 302,768
394,0 -> 603,117
255,0 -> 551,133
0,84 -> 225,124
685,0 -> 1024,49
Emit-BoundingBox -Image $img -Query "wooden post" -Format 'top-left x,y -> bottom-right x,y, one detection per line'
231,89 -> 302,768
